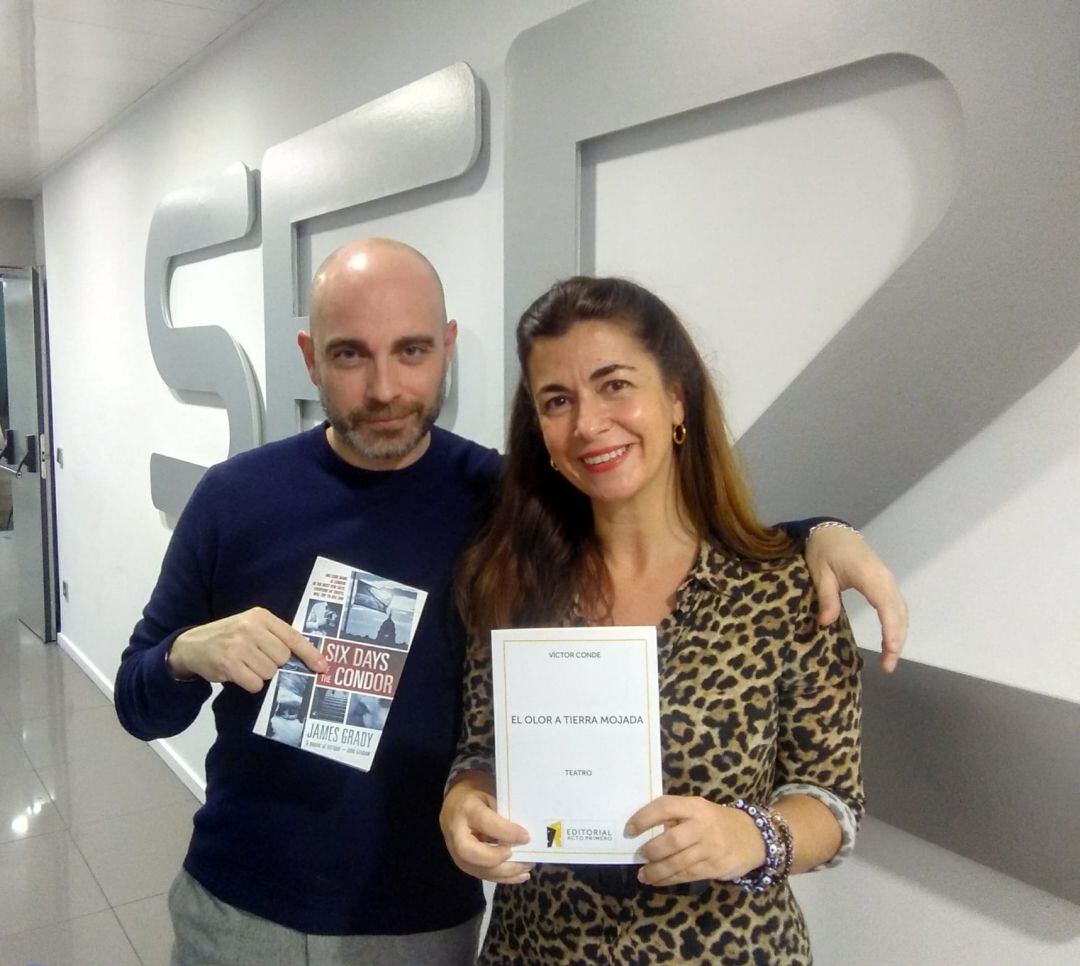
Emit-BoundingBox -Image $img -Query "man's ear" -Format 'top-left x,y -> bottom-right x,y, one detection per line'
444,319 -> 459,359
297,330 -> 319,383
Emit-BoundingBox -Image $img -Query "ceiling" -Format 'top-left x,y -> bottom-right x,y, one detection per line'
0,0 -> 283,199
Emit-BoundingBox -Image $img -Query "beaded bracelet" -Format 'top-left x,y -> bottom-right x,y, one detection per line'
726,798 -> 793,894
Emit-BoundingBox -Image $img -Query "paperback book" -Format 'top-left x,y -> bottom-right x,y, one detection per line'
252,556 -> 427,771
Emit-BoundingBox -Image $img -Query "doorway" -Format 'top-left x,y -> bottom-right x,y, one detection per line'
0,267 -> 58,642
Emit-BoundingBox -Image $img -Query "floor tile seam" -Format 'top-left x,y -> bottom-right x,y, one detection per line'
108,903 -> 147,965
113,890 -> 171,966
0,830 -> 111,938
0,820 -> 66,846
44,787 -> 196,835
28,744 -> 152,833
0,665 -> 101,687
0,647 -> 109,683
0,775 -> 67,845
0,905 -> 134,946
15,710 -> 82,774
63,798 -> 195,905
66,821 -> 121,912
113,888 -> 170,913
68,795 -> 199,840
22,733 -> 164,775
26,741 -> 74,834
0,699 -> 113,726
0,669 -> 113,693
0,750 -> 39,778
32,733 -> 186,782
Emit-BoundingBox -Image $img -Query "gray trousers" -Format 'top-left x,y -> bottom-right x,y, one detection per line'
168,870 -> 482,966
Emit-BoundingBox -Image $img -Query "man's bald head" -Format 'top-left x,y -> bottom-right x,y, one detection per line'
309,238 -> 447,341
297,238 -> 458,471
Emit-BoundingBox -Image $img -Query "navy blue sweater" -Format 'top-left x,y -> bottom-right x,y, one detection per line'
115,425 -> 499,935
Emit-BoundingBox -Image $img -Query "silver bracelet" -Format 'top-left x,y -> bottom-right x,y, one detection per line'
806,520 -> 860,539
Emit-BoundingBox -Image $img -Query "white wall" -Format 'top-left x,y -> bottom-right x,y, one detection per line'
39,0 -> 1078,959
0,199 -> 35,266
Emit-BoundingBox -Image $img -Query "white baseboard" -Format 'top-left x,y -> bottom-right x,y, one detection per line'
57,631 -> 115,697
148,738 -> 207,803
57,631 -> 207,804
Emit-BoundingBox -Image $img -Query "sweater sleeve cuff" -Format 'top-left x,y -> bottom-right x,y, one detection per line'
148,633 -> 213,702
769,781 -> 859,870
443,755 -> 494,798
774,516 -> 849,545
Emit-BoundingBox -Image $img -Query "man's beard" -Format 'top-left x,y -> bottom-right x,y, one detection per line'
320,383 -> 444,464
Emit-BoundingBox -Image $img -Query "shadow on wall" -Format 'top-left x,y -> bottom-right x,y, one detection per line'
860,649 -> 1080,911
850,818 -> 1080,947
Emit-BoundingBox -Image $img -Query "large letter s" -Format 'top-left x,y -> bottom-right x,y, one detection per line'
144,162 -> 261,516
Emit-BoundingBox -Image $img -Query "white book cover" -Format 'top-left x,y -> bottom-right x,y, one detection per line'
492,626 -> 663,864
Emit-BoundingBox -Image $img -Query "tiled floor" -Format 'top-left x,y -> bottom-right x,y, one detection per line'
0,531 -> 194,965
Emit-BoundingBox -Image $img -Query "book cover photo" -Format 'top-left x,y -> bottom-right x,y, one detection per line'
253,556 -> 428,771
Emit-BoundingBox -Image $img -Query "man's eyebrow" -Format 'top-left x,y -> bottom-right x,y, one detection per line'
391,335 -> 437,351
323,336 -> 369,354
535,363 -> 636,396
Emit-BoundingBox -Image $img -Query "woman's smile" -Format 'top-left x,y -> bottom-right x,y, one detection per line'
580,444 -> 631,472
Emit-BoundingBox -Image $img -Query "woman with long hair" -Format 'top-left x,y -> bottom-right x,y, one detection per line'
441,277 -> 863,964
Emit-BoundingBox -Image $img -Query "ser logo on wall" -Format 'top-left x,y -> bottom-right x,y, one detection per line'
147,0 -> 1077,539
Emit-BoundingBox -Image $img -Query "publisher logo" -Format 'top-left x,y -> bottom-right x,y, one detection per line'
545,820 -> 615,848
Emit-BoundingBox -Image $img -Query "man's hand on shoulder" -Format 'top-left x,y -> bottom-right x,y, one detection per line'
168,607 -> 329,692
804,525 -> 908,673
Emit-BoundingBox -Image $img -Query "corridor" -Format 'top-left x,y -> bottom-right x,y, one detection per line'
0,530 -> 191,965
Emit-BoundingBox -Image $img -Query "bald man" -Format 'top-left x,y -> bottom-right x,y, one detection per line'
117,239 -> 497,964
116,238 -> 906,964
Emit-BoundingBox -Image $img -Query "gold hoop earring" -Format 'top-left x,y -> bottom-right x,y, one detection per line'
672,423 -> 687,446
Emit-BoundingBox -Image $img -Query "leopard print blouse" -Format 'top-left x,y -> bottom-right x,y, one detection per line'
454,544 -> 864,965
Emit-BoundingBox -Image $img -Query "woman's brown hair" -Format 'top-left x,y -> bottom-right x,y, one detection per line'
457,276 -> 794,634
